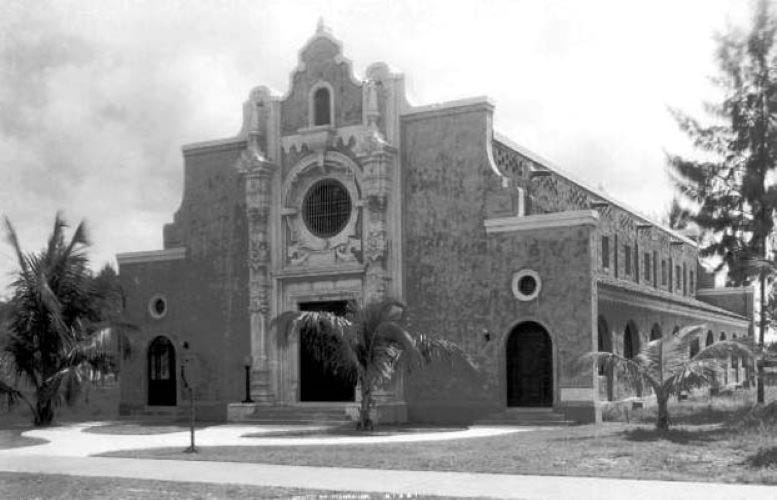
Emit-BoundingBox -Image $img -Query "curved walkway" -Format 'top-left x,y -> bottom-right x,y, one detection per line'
1,454 -> 775,499
0,423 -> 774,498
0,421 -> 525,457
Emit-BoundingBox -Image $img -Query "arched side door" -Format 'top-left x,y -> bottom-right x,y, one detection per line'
148,336 -> 176,406
506,322 -> 553,407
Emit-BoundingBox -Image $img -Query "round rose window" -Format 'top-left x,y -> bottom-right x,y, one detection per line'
148,295 -> 168,319
302,179 -> 352,238
511,270 -> 541,301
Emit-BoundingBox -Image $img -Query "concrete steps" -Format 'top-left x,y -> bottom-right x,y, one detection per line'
227,403 -> 353,425
474,408 -> 573,426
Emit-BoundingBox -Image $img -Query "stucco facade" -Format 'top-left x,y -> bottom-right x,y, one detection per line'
116,24 -> 753,423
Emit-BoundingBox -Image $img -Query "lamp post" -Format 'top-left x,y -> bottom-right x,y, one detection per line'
242,355 -> 254,403
181,341 -> 197,454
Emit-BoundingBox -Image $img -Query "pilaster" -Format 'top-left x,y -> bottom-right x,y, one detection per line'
236,96 -> 278,404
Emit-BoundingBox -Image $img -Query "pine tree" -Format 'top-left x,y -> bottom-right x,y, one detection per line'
668,0 -> 777,403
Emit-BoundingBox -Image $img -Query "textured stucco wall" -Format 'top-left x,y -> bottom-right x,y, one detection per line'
119,145 -> 250,421
696,290 -> 755,325
492,140 -> 700,300
401,105 -> 596,423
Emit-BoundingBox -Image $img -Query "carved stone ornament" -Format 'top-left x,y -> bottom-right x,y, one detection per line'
365,228 -> 387,263
281,153 -> 364,268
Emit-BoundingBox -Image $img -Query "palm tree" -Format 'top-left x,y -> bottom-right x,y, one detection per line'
273,298 -> 476,430
591,324 -> 752,430
0,214 -> 131,426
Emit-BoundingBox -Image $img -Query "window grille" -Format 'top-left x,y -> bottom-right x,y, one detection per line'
302,179 -> 352,238
675,265 -> 681,291
624,245 -> 631,275
601,236 -> 610,268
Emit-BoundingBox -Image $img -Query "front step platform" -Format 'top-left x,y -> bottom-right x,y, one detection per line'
227,403 -> 353,425
474,407 -> 573,426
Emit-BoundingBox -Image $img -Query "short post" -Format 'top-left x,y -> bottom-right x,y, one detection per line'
242,355 -> 254,403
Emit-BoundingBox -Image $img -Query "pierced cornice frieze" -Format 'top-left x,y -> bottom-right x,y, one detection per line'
281,125 -> 396,158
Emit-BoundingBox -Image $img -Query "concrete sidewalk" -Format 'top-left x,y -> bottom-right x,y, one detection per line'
0,454 -> 775,499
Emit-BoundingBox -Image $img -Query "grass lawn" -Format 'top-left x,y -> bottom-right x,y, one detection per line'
0,471 -> 447,499
0,427 -> 47,450
0,383 -> 120,427
84,422 -> 211,435
103,393 -> 777,485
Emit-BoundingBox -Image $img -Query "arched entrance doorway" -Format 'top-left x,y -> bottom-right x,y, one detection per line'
148,336 -> 176,406
597,316 -> 613,401
506,322 -> 553,407
624,321 -> 641,397
624,321 -> 640,359
650,324 -> 662,341
298,300 -> 355,402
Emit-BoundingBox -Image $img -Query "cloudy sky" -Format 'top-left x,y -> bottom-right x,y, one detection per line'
0,0 -> 752,294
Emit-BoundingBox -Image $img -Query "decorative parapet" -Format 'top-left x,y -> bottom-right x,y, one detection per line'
493,131 -> 697,248
484,210 -> 599,234
116,247 -> 186,265
402,95 -> 494,118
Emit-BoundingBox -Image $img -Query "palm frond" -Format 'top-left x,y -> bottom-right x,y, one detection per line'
0,378 -> 34,414
663,359 -> 720,396
414,333 -> 478,375
694,339 -> 754,362
63,220 -> 89,259
587,351 -> 654,394
661,324 -> 707,369
46,212 -> 67,260
0,378 -> 23,410
49,365 -> 86,406
3,217 -> 29,278
373,321 -> 422,368
635,338 -> 663,379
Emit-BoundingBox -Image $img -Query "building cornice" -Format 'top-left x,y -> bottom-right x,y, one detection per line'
402,96 -> 494,120
181,137 -> 247,154
696,286 -> 754,296
484,210 -> 599,234
273,264 -> 365,280
116,247 -> 187,266
597,279 -> 750,327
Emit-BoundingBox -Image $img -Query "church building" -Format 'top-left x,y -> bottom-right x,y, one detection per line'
116,23 -> 753,424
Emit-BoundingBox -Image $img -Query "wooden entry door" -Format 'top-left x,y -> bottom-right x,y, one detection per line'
298,301 -> 355,402
148,336 -> 176,406
506,322 -> 553,407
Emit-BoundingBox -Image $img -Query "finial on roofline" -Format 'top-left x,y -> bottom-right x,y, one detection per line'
317,17 -> 326,34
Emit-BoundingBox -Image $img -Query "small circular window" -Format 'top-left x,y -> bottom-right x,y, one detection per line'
511,270 -> 541,301
302,179 -> 352,238
148,295 -> 168,319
